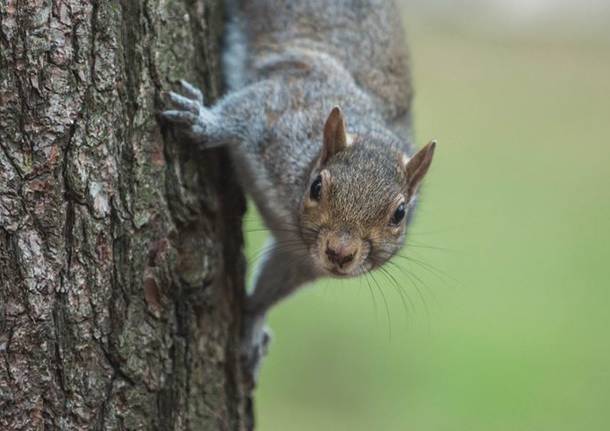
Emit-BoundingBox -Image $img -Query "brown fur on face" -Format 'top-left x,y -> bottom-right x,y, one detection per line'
298,109 -> 435,277
299,144 -> 407,276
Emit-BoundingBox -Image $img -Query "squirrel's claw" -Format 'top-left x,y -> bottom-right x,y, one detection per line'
160,110 -> 199,125
179,79 -> 204,104
160,81 -> 223,147
168,91 -> 200,114
160,108 -> 210,144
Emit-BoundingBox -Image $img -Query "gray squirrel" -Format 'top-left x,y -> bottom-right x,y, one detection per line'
161,0 -> 436,381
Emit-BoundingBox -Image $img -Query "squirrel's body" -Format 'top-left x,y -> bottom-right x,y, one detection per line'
162,0 -> 435,381
229,0 -> 412,124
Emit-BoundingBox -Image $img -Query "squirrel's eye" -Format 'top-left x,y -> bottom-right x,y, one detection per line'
310,175 -> 323,201
391,202 -> 406,225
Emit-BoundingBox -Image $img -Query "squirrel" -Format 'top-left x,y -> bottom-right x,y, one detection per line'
161,0 -> 436,382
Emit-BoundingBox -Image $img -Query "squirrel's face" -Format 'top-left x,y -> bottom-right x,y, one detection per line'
298,107 -> 435,278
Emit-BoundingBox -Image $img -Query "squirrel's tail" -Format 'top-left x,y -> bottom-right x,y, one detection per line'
222,0 -> 248,92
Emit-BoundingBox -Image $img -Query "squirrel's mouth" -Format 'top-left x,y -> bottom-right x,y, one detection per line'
323,262 -> 371,278
327,267 -> 352,277
320,258 -> 369,278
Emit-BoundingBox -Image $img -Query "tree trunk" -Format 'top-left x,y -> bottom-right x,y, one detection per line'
0,1 -> 252,429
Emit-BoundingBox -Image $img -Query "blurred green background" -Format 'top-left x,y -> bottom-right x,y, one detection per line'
246,2 -> 610,429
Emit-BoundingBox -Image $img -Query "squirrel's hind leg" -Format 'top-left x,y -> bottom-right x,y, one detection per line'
241,240 -> 317,385
241,312 -> 272,388
160,80 -> 226,149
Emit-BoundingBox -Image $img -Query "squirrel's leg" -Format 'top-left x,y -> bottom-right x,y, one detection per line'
160,79 -> 276,149
160,80 -> 230,148
242,238 -> 317,384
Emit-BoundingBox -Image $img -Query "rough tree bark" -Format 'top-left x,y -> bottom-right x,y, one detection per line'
0,0 -> 253,429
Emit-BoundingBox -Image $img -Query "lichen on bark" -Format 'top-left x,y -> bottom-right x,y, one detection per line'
0,0 -> 251,429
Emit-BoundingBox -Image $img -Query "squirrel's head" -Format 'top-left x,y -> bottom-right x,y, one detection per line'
299,107 -> 435,277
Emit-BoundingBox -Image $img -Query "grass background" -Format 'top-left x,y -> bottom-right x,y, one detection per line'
245,4 -> 610,430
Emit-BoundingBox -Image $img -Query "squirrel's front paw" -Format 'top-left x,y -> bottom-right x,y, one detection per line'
241,314 -> 272,388
160,80 -> 220,146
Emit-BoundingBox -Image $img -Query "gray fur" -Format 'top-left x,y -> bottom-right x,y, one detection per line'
162,0 -> 434,380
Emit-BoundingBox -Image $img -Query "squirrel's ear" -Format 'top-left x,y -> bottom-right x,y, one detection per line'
403,140 -> 436,197
321,106 -> 348,164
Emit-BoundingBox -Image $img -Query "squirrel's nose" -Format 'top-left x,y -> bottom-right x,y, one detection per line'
325,245 -> 355,268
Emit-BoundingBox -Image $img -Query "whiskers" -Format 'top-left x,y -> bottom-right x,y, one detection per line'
245,214 -> 457,339
363,237 -> 460,335
245,219 -> 320,266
